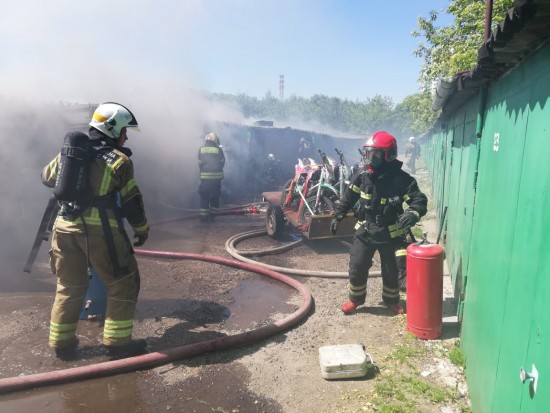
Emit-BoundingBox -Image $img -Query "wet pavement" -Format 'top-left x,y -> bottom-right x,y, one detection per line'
0,215 -> 296,412
0,365 -> 283,413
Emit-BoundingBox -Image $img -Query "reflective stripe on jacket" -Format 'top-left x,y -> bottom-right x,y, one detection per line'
335,160 -> 427,242
198,141 -> 225,180
42,146 -> 148,235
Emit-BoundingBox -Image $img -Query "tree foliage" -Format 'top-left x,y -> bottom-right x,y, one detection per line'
212,92 -> 412,137
413,0 -> 515,88
395,92 -> 439,134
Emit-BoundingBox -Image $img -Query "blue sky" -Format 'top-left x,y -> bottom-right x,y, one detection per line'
0,0 -> 452,105
192,0 -> 453,102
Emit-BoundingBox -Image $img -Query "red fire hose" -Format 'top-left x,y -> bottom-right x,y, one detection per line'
0,250 -> 312,394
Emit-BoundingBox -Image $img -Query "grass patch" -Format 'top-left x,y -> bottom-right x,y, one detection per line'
345,337 -> 472,413
369,342 -> 445,410
449,345 -> 466,369
387,342 -> 425,367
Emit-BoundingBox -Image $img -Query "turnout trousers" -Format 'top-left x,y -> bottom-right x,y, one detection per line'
198,179 -> 222,219
347,236 -> 400,305
393,238 -> 410,291
49,229 -> 140,348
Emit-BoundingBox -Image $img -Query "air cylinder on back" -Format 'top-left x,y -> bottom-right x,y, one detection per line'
54,131 -> 91,202
406,237 -> 444,339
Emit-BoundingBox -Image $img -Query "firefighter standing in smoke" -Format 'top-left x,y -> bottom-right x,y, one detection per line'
330,131 -> 427,315
198,132 -> 225,222
405,136 -> 421,174
41,102 -> 149,359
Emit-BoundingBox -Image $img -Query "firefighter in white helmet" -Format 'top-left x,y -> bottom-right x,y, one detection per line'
41,102 -> 149,359
405,136 -> 420,174
198,132 -> 225,222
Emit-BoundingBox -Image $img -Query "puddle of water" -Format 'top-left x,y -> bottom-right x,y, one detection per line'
0,374 -> 148,413
0,214 -> 293,412
223,277 -> 295,330
0,362 -> 283,413
153,363 -> 283,412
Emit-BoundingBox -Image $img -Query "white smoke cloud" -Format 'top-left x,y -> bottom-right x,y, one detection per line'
0,1 -> 247,264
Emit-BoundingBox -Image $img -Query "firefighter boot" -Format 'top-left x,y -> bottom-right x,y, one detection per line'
54,338 -> 80,361
341,300 -> 364,315
384,302 -> 406,315
106,339 -> 148,360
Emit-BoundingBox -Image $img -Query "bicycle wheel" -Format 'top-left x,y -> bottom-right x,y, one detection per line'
306,185 -> 340,205
299,195 -> 334,224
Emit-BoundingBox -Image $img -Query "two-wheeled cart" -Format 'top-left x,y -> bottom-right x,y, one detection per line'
262,190 -> 356,240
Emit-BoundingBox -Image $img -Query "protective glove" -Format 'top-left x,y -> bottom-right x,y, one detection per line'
398,210 -> 420,229
133,232 -> 149,247
330,214 -> 344,235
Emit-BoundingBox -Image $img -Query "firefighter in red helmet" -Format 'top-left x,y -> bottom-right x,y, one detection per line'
330,131 -> 427,315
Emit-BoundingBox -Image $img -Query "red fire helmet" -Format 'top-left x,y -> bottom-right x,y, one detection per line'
363,131 -> 398,163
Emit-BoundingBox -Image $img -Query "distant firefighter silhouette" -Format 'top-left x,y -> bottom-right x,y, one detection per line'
198,132 -> 225,222
405,136 -> 421,174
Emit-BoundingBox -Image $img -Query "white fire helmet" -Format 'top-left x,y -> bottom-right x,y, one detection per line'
205,132 -> 220,145
89,102 -> 140,140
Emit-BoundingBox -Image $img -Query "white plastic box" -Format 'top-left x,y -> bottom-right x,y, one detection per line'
318,344 -> 373,380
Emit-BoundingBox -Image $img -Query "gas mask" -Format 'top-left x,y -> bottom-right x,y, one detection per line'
364,148 -> 385,170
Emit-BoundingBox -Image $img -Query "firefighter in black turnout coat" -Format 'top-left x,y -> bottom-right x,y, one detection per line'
330,131 -> 427,315
198,132 -> 225,222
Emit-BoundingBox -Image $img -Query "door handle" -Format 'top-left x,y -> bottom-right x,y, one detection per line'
520,364 -> 538,394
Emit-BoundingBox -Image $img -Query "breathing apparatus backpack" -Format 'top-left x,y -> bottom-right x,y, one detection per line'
54,131 -> 94,216
46,131 -> 130,277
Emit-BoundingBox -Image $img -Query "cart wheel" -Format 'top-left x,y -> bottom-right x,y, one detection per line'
299,195 -> 334,224
266,204 -> 285,239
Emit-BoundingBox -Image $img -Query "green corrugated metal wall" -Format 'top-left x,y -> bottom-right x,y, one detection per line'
423,97 -> 478,300
423,40 -> 550,412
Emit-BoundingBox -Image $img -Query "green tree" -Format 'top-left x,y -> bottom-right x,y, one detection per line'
402,0 -> 515,135
213,92 -> 400,136
413,0 -> 515,88
394,92 -> 439,135
361,95 -> 395,133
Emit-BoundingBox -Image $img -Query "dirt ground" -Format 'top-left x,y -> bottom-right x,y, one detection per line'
0,171 -> 470,413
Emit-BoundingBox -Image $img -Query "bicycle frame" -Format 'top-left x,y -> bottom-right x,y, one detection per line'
307,150 -> 340,214
283,157 -> 322,217
334,148 -> 351,197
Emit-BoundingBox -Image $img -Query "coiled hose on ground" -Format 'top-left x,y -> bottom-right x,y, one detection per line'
0,251 -> 312,394
225,229 -> 349,278
225,228 -> 382,278
0,204 -> 380,393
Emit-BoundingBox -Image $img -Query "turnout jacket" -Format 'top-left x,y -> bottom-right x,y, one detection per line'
198,141 -> 225,180
335,160 -> 427,243
42,131 -> 149,237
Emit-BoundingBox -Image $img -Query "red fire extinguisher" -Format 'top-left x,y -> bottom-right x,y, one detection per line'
406,234 -> 444,340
